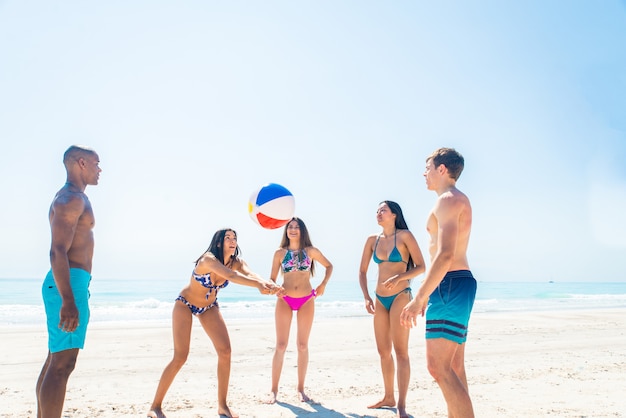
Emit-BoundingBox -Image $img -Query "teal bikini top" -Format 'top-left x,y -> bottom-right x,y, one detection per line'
373,230 -> 406,264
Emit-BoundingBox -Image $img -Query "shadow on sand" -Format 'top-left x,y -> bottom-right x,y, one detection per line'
275,400 -> 409,417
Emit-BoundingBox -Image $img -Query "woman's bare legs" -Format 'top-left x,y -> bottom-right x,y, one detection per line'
368,292 -> 412,418
369,299 -> 396,409
198,307 -> 237,418
295,298 -> 315,402
390,292 -> 411,418
148,302 -> 193,418
267,298 -> 293,404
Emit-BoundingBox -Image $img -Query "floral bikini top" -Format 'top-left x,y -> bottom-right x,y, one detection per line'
281,249 -> 312,273
192,270 -> 229,300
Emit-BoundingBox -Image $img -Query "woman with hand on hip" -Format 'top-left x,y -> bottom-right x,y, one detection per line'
148,228 -> 281,418
267,217 -> 333,404
358,201 -> 425,418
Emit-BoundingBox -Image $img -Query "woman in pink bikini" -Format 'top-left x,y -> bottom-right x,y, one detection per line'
267,217 -> 333,404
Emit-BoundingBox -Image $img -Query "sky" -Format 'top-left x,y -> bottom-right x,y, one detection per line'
1,1 -> 625,284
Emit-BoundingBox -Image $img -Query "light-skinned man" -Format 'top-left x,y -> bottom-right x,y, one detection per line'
401,147 -> 476,418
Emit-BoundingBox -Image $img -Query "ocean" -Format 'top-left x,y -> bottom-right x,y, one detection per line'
1,278 -> 626,327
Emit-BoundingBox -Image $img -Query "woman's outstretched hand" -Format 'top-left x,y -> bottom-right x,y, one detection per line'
259,281 -> 285,296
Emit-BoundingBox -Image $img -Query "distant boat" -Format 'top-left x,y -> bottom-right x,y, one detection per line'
548,280 -> 555,283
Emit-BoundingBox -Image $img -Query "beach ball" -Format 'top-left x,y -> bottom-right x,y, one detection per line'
248,183 -> 295,229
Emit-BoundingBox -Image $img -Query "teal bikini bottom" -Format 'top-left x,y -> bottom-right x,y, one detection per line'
375,287 -> 412,311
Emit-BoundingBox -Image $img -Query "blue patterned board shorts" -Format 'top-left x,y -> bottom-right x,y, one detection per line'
426,270 -> 477,344
42,268 -> 91,353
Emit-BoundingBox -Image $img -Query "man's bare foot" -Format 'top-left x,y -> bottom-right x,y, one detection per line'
218,406 -> 239,418
147,407 -> 166,418
367,397 -> 396,409
265,391 -> 278,405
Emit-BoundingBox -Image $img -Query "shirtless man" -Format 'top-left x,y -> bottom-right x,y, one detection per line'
36,145 -> 101,418
400,148 -> 476,418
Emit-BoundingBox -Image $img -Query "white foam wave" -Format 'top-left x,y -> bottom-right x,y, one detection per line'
2,293 -> 626,326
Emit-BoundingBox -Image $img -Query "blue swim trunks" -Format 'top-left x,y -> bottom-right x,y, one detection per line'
42,268 -> 91,353
425,270 -> 476,344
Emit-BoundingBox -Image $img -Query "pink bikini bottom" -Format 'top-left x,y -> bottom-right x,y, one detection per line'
282,289 -> 316,311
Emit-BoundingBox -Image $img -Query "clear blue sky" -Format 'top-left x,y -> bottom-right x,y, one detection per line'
1,1 -> 625,283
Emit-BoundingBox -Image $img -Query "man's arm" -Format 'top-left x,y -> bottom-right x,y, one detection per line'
417,197 -> 461,300
49,193 -> 85,332
401,195 -> 461,326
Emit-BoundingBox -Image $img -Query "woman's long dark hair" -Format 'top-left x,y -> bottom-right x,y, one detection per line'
280,217 -> 315,276
381,200 -> 414,272
195,228 -> 241,267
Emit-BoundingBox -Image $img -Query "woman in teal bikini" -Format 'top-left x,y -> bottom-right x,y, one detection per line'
358,201 -> 425,418
148,228 -> 281,418
267,217 -> 333,404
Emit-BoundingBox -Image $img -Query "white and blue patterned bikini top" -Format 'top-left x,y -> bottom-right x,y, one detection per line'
192,270 -> 229,300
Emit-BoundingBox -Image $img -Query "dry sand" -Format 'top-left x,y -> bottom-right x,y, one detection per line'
1,309 -> 624,417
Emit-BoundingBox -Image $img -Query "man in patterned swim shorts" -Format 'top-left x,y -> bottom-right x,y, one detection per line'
401,148 -> 477,418
36,145 -> 101,418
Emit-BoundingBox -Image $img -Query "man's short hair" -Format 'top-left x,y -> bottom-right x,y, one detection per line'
427,147 -> 464,180
63,145 -> 96,166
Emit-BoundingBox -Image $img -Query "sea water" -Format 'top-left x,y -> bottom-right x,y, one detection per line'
1,278 -> 626,326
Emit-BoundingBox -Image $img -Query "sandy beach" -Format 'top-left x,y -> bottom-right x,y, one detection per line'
1,309 -> 624,417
